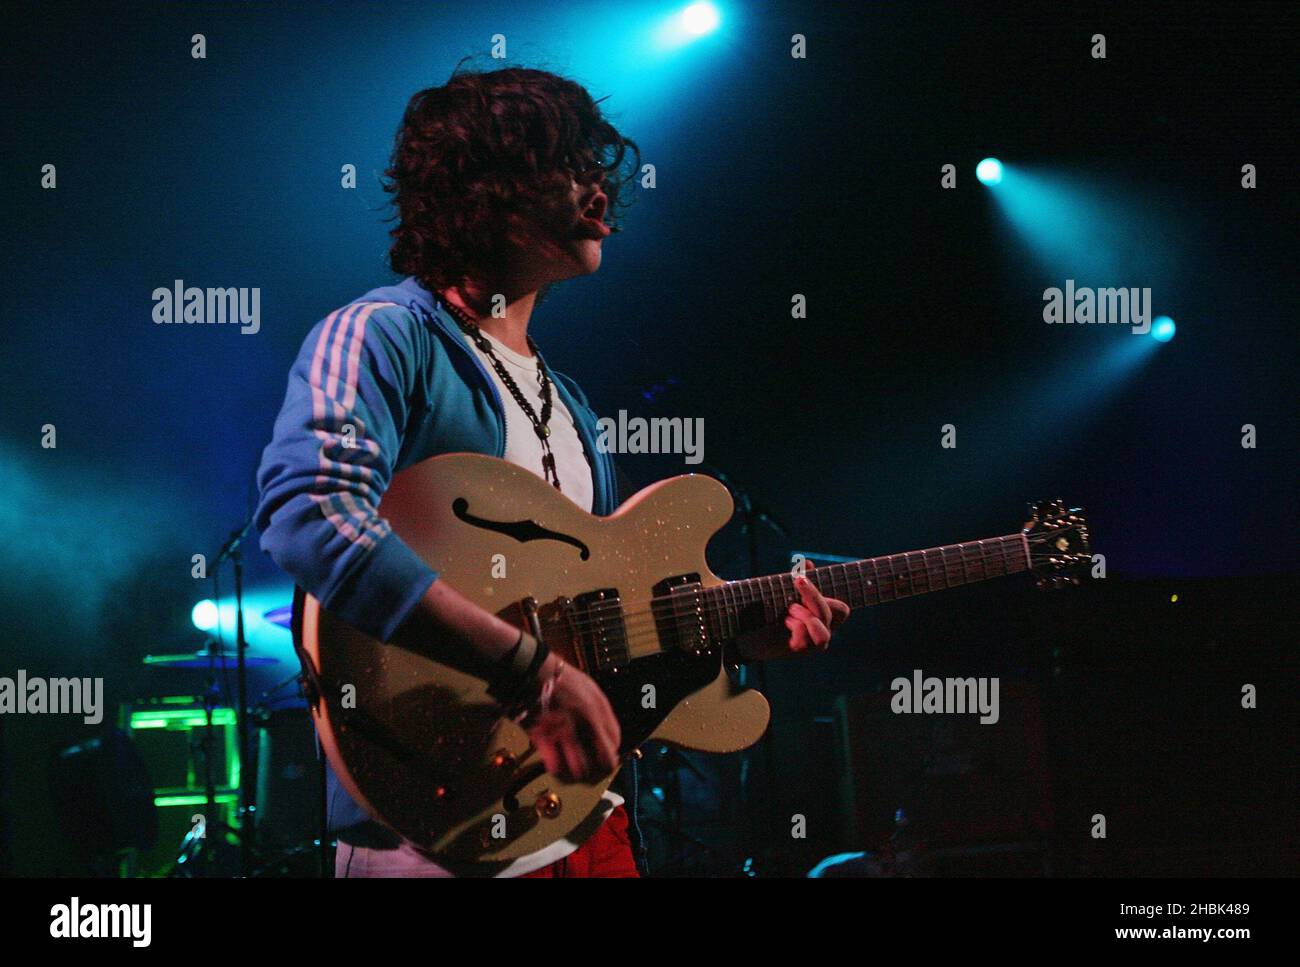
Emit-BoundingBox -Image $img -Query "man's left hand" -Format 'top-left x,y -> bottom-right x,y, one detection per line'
735,575 -> 850,662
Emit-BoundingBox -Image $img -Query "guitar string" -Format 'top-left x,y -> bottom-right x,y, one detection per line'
571,569 -> 1029,659
567,534 -> 1028,622
558,537 -> 1029,638
568,523 -> 1083,636
622,551 -> 1024,635
553,537 -> 1032,647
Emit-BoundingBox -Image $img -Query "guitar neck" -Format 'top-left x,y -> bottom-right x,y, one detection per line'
706,532 -> 1030,639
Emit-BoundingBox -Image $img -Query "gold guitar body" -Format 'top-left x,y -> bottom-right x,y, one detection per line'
296,452 -> 770,866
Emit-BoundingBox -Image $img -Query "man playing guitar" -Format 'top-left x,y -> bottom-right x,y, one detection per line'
255,66 -> 849,877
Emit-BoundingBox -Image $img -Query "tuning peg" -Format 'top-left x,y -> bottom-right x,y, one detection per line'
1035,574 -> 1077,591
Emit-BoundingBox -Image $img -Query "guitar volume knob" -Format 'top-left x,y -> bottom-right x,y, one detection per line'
535,790 -> 562,819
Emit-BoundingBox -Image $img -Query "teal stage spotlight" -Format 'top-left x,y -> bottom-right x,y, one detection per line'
1152,315 -> 1177,342
682,2 -> 721,36
653,2 -> 724,51
191,599 -> 219,631
976,158 -> 1004,186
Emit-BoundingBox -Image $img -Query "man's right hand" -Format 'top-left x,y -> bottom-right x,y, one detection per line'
525,656 -> 621,784
399,579 -> 622,782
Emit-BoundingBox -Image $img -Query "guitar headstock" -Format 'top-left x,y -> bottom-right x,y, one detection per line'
1024,499 -> 1092,588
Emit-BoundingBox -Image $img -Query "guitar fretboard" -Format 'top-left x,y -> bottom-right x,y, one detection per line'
704,533 -> 1030,639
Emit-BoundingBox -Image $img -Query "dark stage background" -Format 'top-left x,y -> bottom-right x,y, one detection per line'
1,0 -> 1295,877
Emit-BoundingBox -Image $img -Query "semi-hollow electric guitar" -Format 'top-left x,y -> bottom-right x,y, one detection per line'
293,452 -> 1090,865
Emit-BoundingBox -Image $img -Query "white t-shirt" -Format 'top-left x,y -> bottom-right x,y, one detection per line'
338,325 -> 620,877
465,327 -> 596,514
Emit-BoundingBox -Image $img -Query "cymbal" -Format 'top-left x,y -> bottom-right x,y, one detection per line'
263,604 -> 294,629
143,648 -> 279,670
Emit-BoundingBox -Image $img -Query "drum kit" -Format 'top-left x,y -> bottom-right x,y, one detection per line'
135,605 -> 326,878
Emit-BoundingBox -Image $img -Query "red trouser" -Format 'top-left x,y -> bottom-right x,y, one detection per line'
521,804 -> 639,877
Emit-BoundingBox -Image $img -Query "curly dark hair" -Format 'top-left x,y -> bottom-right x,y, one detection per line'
384,66 -> 639,294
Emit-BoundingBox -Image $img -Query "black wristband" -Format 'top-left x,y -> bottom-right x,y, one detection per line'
498,631 -> 532,679
486,631 -> 550,709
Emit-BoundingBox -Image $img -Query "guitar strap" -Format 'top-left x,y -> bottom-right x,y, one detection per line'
289,586 -> 325,713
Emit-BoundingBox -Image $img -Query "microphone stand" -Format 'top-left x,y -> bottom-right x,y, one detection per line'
700,463 -> 791,868
213,517 -> 255,878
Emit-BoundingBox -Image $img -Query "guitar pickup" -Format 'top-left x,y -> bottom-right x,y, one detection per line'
654,573 -> 712,656
570,589 -> 630,674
